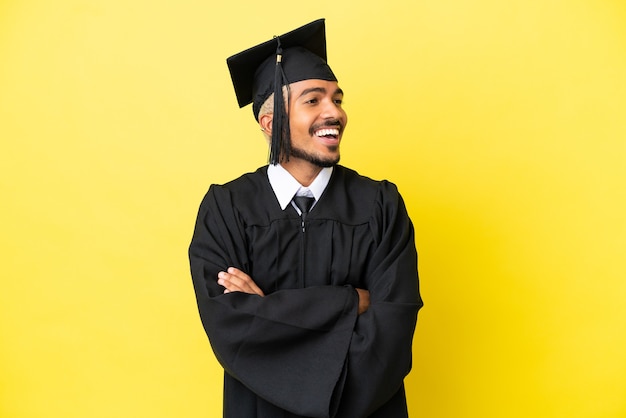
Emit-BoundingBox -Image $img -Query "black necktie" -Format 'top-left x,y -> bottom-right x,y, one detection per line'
293,196 -> 315,222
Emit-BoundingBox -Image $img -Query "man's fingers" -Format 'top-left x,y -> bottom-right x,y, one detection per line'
227,268 -> 265,295
217,268 -> 264,296
220,269 -> 251,290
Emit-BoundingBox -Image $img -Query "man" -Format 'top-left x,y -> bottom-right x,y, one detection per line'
189,19 -> 423,417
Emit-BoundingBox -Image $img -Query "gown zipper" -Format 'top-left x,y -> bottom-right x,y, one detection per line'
300,215 -> 306,286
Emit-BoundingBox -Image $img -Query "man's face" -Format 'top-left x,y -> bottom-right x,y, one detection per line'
286,79 -> 347,168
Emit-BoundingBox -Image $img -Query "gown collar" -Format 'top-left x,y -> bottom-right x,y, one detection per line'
267,164 -> 333,210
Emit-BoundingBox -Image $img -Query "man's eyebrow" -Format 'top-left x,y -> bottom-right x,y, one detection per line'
297,87 -> 344,98
297,87 -> 326,98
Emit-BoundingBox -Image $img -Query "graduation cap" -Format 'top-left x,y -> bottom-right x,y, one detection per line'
226,19 -> 337,165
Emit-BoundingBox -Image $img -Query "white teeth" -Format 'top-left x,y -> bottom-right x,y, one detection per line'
315,128 -> 339,137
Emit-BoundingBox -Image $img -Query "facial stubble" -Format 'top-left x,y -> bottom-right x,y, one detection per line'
289,143 -> 340,168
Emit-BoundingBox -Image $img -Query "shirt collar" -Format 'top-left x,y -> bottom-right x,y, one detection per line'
267,164 -> 333,210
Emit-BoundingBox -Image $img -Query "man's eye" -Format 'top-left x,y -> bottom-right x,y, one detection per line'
305,98 -> 318,104
334,99 -> 343,105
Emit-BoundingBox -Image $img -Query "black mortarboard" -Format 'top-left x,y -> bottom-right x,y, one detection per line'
226,19 -> 337,164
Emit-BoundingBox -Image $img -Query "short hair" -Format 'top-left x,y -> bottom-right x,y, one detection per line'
258,94 -> 273,143
258,94 -> 274,122
257,86 -> 289,143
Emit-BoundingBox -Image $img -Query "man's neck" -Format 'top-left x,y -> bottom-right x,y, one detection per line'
280,160 -> 324,187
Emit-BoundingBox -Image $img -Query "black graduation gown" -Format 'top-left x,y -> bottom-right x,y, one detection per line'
189,165 -> 423,418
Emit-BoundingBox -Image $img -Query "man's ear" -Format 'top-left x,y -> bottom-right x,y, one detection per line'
259,113 -> 273,135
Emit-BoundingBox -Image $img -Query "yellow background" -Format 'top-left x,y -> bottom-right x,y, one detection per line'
1,0 -> 625,417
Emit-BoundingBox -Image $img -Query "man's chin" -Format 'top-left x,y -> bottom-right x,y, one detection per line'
289,148 -> 340,168
317,159 -> 339,168
313,154 -> 340,168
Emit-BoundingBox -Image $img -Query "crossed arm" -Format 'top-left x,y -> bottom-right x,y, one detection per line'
217,267 -> 371,315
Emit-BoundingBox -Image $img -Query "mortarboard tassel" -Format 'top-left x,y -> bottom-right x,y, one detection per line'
269,38 -> 291,165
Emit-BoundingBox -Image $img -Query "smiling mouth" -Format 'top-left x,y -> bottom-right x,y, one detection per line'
314,128 -> 340,139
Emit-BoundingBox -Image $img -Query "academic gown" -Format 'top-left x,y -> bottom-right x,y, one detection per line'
189,165 -> 423,418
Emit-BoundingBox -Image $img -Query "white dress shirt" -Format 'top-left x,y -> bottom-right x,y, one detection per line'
267,164 -> 333,214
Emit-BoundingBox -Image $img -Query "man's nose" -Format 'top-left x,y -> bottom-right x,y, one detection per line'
321,99 -> 343,119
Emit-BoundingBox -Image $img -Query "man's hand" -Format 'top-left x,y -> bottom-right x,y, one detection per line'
217,267 -> 265,296
356,288 -> 370,315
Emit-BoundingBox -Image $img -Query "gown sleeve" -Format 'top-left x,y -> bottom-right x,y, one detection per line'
334,181 -> 423,417
189,184 -> 359,418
